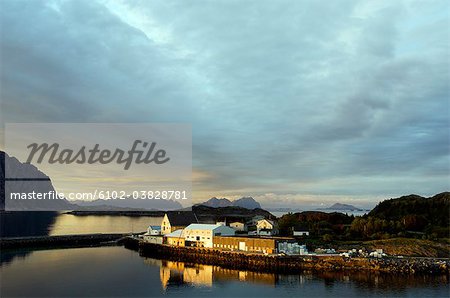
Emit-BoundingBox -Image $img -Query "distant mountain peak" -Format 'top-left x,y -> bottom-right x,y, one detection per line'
233,197 -> 261,209
0,151 -> 75,211
326,203 -> 362,211
198,196 -> 261,209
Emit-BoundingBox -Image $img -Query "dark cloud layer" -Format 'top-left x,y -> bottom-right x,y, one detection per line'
0,0 -> 448,206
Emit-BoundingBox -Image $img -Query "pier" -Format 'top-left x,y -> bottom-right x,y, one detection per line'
0,233 -> 133,249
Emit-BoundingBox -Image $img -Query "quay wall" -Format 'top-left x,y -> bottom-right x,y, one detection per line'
128,239 -> 449,275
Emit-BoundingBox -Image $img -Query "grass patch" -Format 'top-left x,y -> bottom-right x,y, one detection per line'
363,238 -> 450,258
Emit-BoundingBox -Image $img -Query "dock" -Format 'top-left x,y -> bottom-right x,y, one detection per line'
0,233 -> 133,249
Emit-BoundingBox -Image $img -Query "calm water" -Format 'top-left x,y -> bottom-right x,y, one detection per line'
0,212 -> 163,237
1,246 -> 449,297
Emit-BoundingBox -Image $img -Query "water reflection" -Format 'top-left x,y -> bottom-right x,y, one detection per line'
0,211 -> 58,237
48,214 -> 162,235
1,246 -> 449,297
154,260 -> 278,290
147,256 -> 449,295
0,212 -> 163,265
0,212 -> 164,237
0,211 -> 58,265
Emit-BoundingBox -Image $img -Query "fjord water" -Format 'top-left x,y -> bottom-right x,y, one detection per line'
1,213 -> 449,297
0,212 -> 163,237
1,246 -> 448,297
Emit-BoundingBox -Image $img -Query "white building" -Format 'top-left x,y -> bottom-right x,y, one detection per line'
256,219 -> 279,236
278,242 -> 308,255
183,224 -> 235,248
146,225 -> 162,235
229,222 -> 247,232
143,235 -> 163,244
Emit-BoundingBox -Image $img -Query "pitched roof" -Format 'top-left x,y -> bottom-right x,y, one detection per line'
184,223 -> 222,231
148,225 -> 161,230
166,211 -> 198,226
258,219 -> 275,225
166,229 -> 183,237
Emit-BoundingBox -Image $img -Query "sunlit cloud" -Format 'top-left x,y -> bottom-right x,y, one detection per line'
0,0 -> 448,208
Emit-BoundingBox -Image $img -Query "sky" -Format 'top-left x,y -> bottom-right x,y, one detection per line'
0,0 -> 449,209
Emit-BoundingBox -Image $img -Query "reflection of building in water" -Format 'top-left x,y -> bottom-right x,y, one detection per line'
159,261 -> 213,288
143,258 -> 162,267
277,274 -> 311,287
212,267 -> 277,286
184,264 -> 213,286
158,260 -> 277,290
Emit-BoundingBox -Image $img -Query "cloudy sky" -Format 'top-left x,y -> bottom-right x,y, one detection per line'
1,0 -> 448,208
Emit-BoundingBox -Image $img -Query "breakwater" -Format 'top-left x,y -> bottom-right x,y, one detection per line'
1,233 -> 128,249
125,239 -> 449,275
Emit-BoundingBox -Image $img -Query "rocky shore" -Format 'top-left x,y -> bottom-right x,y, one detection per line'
125,239 -> 449,275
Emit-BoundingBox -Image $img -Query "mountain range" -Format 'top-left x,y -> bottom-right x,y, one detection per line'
320,203 -> 363,211
0,151 -> 75,211
70,196 -> 183,211
0,151 -> 182,211
197,196 -> 261,209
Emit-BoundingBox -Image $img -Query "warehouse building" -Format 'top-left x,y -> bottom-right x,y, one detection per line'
184,224 -> 235,248
213,236 -> 296,254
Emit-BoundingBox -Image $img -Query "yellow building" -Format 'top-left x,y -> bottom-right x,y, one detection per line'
161,211 -> 198,235
164,229 -> 185,246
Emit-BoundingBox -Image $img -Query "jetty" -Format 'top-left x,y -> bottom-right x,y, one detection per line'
0,233 -> 133,249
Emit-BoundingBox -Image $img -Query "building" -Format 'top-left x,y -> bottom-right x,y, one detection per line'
164,229 -> 185,246
146,225 -> 162,235
256,219 -> 279,236
247,215 -> 265,226
293,230 -> 309,237
229,221 -> 247,232
213,236 -> 295,254
277,242 -> 308,255
143,234 -> 163,244
161,211 -> 198,235
183,224 -> 235,248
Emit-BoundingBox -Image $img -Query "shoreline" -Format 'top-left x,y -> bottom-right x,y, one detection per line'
2,234 -> 448,276
124,238 -> 450,275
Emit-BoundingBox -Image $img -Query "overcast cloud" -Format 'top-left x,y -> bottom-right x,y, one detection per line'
1,0 -> 448,208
